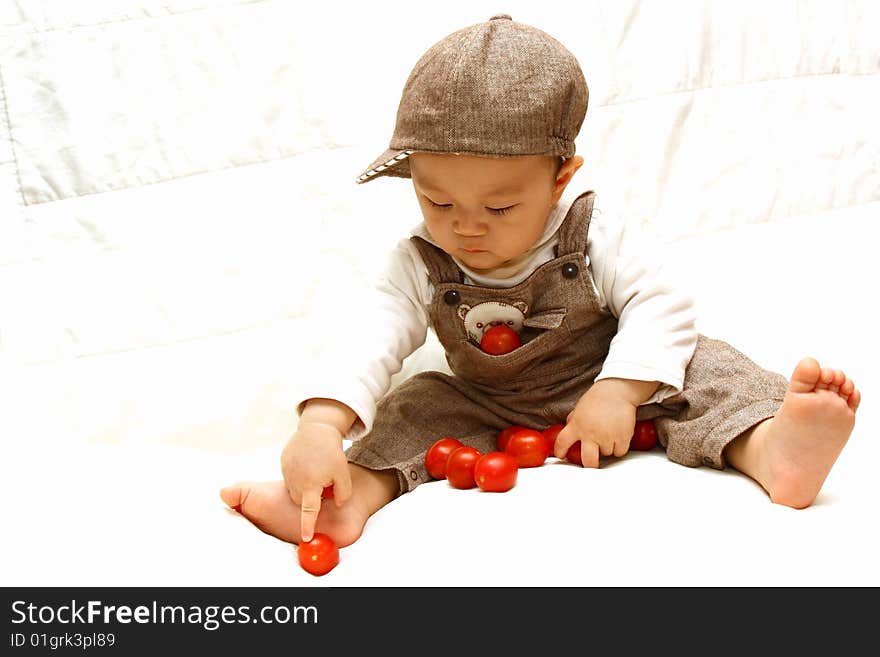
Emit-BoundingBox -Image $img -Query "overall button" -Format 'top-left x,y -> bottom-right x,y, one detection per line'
562,263 -> 579,279
444,290 -> 461,305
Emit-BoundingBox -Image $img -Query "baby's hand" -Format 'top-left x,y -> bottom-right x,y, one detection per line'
280,421 -> 352,542
553,381 -> 640,468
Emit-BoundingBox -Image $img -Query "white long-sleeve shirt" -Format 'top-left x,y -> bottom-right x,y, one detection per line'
296,189 -> 698,441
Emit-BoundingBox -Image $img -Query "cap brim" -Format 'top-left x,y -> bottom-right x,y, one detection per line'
356,148 -> 414,184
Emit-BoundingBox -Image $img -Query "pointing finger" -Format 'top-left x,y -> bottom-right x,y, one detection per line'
300,489 -> 321,543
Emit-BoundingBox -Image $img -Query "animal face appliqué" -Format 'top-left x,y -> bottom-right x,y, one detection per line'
457,300 -> 528,345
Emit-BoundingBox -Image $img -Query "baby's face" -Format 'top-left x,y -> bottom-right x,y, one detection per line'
409,153 -> 563,274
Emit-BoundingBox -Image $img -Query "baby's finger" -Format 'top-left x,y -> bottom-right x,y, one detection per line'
286,483 -> 302,507
333,468 -> 354,507
300,489 -> 322,543
580,440 -> 601,468
553,425 -> 578,460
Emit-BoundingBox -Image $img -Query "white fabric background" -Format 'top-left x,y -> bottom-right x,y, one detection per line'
1,0 -> 878,586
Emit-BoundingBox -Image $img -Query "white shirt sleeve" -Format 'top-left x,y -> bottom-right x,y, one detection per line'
587,209 -> 698,404
293,238 -> 431,440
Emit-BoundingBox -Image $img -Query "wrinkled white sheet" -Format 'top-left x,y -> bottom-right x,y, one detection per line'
1,0 -> 878,586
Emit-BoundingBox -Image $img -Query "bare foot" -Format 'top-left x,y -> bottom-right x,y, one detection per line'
220,480 -> 369,547
732,357 -> 861,509
219,464 -> 399,547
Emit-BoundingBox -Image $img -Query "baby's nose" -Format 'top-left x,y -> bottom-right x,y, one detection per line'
453,213 -> 486,236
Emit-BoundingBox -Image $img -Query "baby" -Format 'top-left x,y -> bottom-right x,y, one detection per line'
220,15 -> 860,547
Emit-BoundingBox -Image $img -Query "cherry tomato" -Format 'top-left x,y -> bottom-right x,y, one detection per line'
321,485 -> 334,499
474,452 -> 518,492
565,441 -> 583,466
445,446 -> 482,489
480,325 -> 522,355
631,419 -> 659,451
542,424 -> 565,457
497,425 -> 530,451
297,532 -> 340,576
504,427 -> 549,468
425,437 -> 464,480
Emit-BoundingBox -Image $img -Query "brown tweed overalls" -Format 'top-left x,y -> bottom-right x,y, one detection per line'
346,191 -> 788,495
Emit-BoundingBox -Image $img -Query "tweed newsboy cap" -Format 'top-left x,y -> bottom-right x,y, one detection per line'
356,14 -> 588,184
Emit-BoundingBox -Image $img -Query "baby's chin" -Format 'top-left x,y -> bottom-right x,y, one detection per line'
454,249 -> 503,269
454,250 -> 526,278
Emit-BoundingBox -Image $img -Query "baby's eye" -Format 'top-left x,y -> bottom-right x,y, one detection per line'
487,205 -> 515,215
426,198 -> 452,210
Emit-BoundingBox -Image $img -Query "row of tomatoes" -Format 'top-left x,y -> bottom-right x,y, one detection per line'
425,419 -> 659,491
299,420 -> 659,576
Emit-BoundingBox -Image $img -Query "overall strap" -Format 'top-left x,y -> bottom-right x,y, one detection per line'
555,190 -> 596,257
410,236 -> 464,285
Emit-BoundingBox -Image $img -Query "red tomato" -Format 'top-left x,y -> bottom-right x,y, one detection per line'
425,437 -> 464,480
542,424 -> 565,457
565,441 -> 583,466
480,325 -> 522,355
321,485 -> 334,499
297,533 -> 340,576
504,427 -> 549,468
474,452 -> 518,492
445,446 -> 482,489
631,419 -> 659,451
497,425 -> 529,451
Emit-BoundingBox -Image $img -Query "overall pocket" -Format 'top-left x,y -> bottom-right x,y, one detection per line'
453,309 -> 573,384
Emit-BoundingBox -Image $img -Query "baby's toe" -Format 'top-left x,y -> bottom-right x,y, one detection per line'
849,388 -> 861,412
816,366 -> 835,390
827,369 -> 846,393
789,357 -> 822,393
220,484 -> 246,510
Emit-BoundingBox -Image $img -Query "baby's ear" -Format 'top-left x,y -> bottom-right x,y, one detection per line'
553,156 -> 584,202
